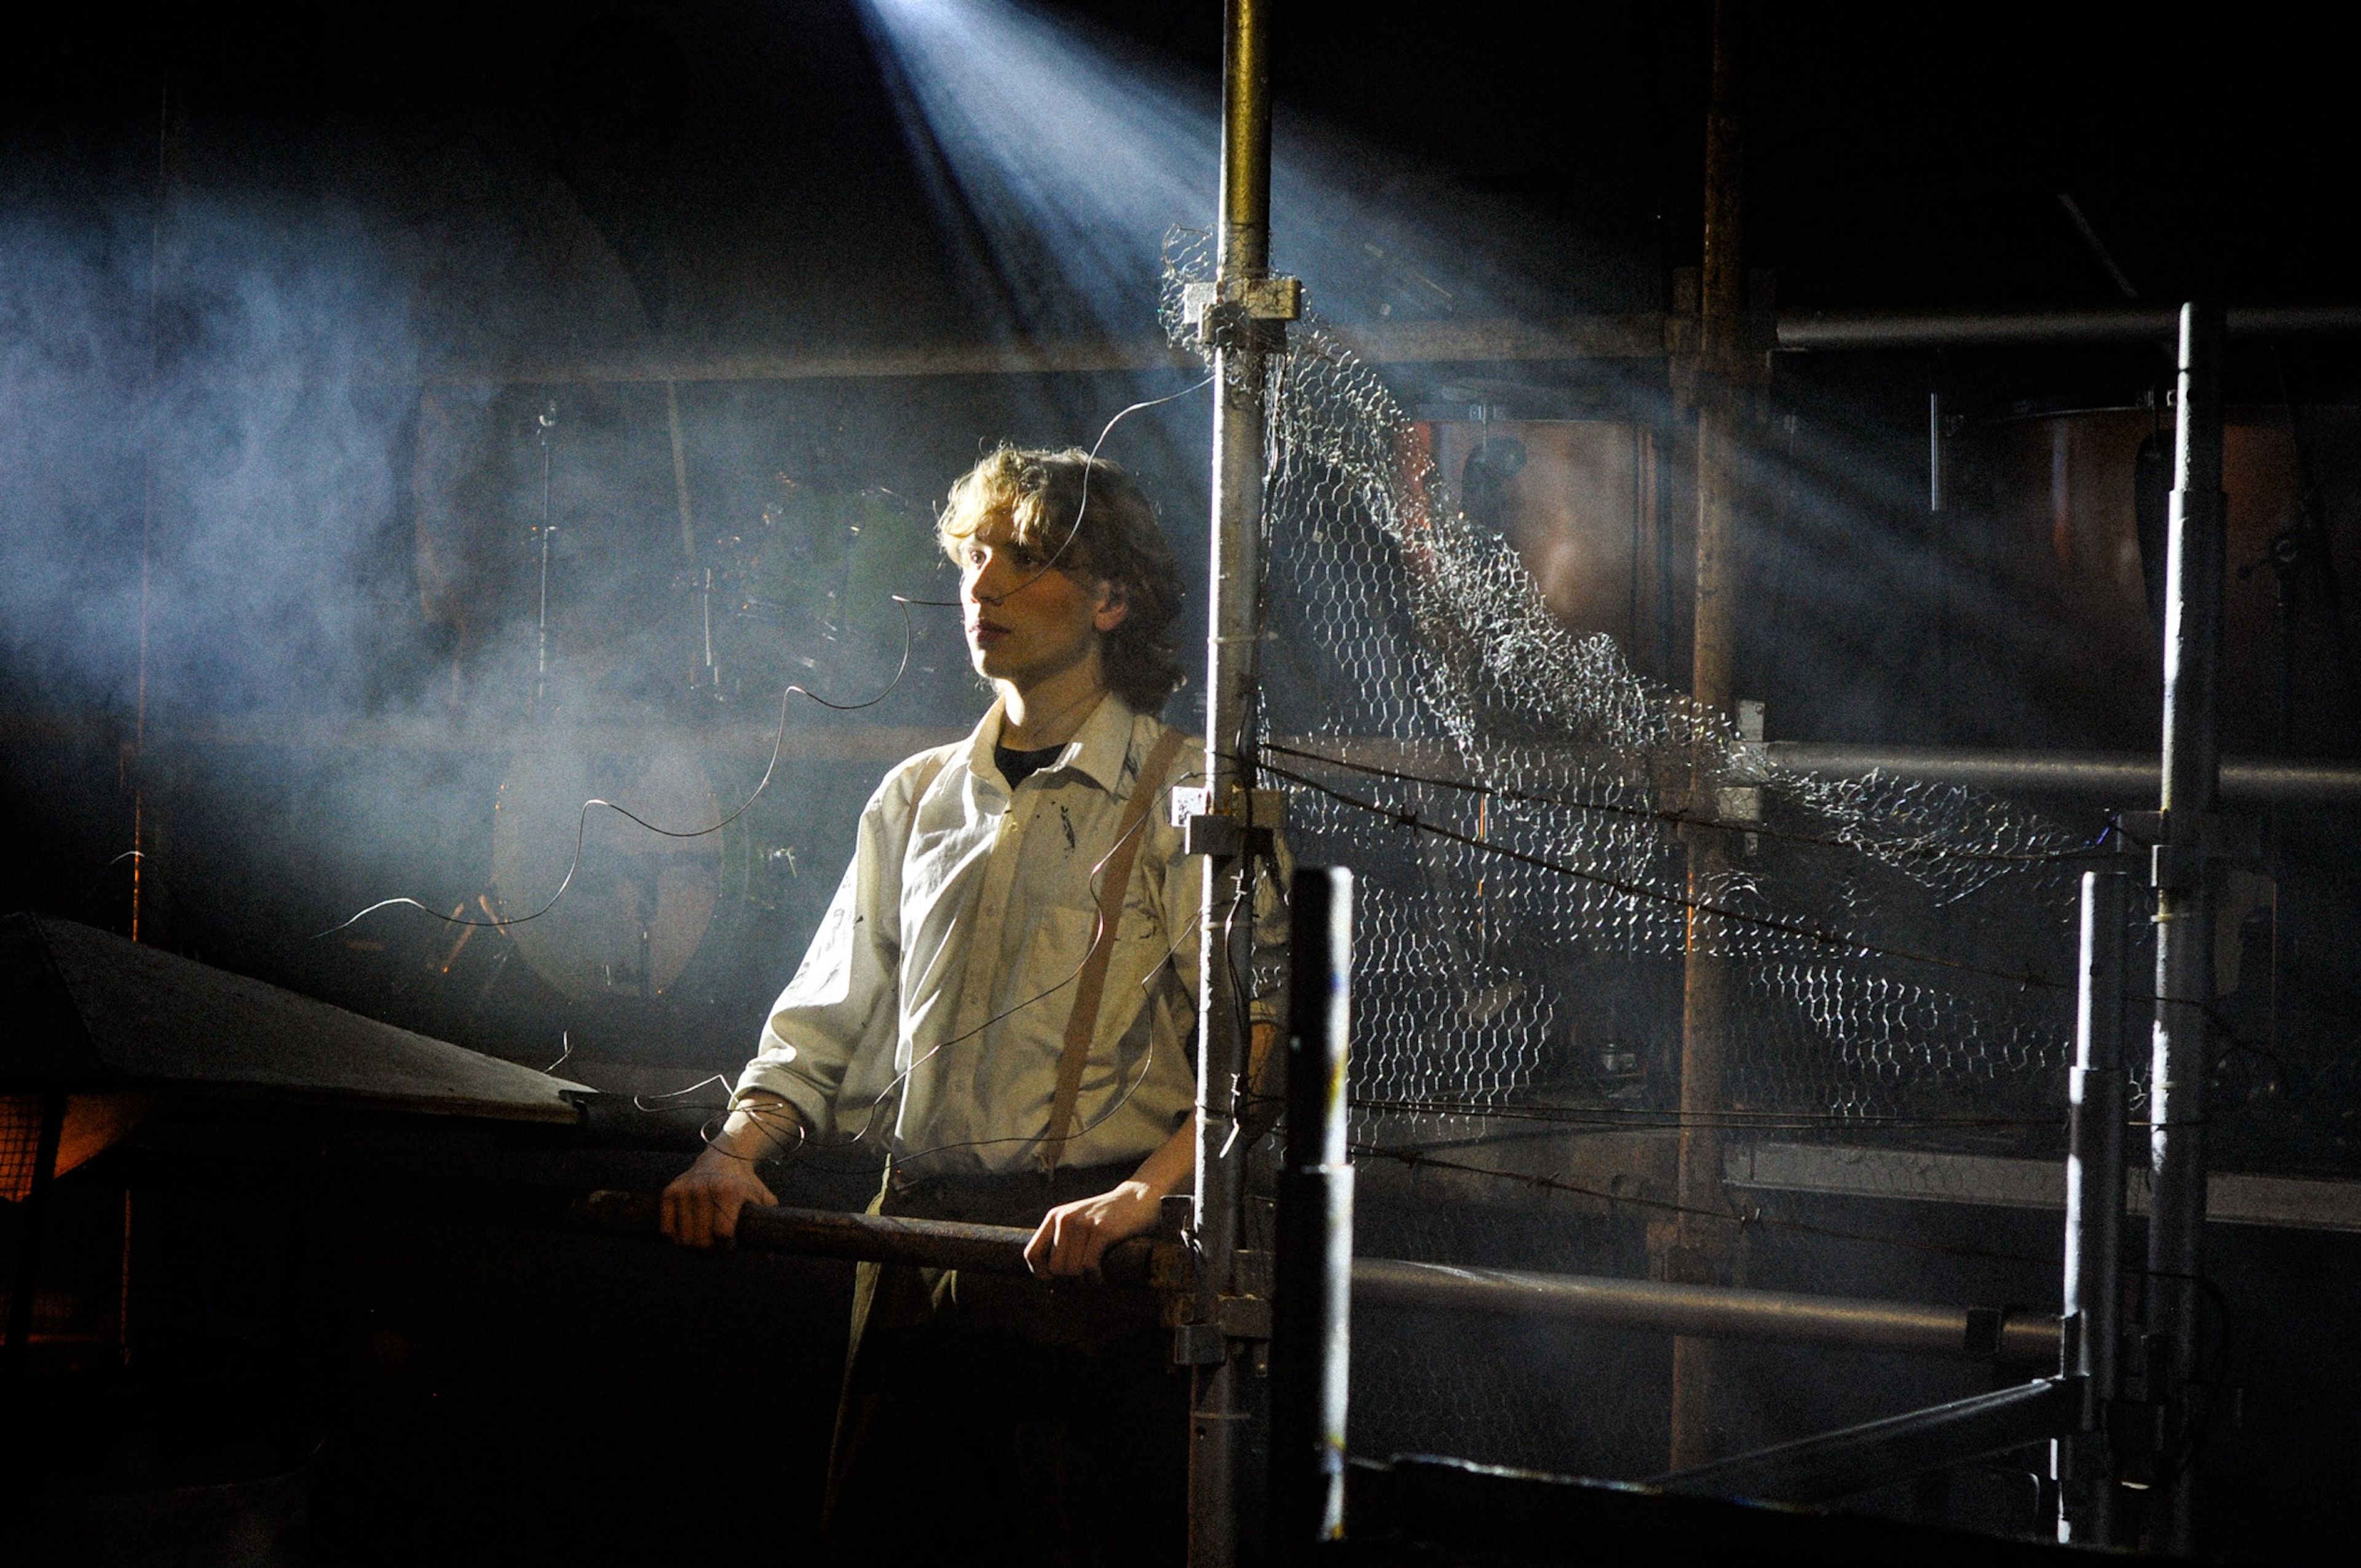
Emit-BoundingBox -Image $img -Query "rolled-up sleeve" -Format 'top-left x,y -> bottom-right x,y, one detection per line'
734,780 -> 906,1138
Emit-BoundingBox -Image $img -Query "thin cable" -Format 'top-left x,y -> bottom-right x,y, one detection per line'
898,374 -> 1214,610
1264,740 -> 2119,866
745,904 -> 1206,1177
823,769 -> 1195,1157
1351,1142 -> 2055,1268
328,372 -> 1209,943
1345,1096 -> 2060,1133
76,850 -> 146,919
316,596 -> 919,939
714,768 -> 1216,1176
1270,753 -> 2226,1031
1212,840 -> 1282,1159
801,988 -> 1173,1178
1257,756 -> 2073,993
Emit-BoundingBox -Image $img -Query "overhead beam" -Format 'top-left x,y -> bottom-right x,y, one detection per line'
1779,303 -> 2361,351
1723,1139 -> 2361,1234
418,301 -> 2361,383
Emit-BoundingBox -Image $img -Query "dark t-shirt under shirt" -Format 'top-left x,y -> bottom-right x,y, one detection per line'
994,742 -> 1064,792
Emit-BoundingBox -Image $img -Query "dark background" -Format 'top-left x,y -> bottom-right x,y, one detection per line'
6,0 -> 2358,1064
5,3 -> 2360,1562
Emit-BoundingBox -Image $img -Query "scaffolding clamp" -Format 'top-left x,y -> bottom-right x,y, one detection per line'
1162,1242 -> 1277,1361
1173,785 -> 1286,859
1184,275 -> 1303,351
2116,809 -> 2261,890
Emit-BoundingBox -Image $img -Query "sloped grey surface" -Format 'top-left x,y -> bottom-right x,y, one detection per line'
6,914 -> 587,1122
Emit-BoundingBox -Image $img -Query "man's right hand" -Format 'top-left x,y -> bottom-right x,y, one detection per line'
660,1094 -> 797,1248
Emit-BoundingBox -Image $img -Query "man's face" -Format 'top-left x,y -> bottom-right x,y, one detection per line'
959,510 -> 1126,695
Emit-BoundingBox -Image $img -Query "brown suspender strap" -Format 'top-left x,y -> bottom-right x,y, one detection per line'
1038,724 -> 1190,1173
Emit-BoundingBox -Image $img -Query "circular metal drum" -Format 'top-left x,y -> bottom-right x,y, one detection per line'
1988,405 -> 2361,754
491,741 -> 724,1001
1415,415 -> 1659,647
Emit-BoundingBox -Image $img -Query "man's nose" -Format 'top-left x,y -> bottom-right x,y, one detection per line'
967,553 -> 1011,606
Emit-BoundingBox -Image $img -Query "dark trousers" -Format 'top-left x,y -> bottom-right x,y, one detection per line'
819,1164 -> 1188,1568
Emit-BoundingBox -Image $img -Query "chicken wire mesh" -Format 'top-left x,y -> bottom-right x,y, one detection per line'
1150,226 -> 2361,1483
1163,231 -> 2105,1154
1160,229 -> 2144,1470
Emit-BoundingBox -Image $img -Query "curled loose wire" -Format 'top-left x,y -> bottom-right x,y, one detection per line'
315,596 -> 918,940
773,770 -> 1213,1176
1259,755 -> 2073,994
77,849 -> 146,919
323,371 -> 1209,945
896,374 -> 1214,611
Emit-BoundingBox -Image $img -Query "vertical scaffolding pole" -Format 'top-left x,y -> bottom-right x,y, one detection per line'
1190,4 -> 1276,1565
1666,0 -> 1744,1471
1273,868 -> 1354,1562
2056,869 -> 2129,1545
2145,301 -> 2228,1555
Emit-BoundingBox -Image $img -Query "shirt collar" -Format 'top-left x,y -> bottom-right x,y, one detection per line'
962,698 -> 1009,791
1060,692 -> 1137,792
965,691 -> 1137,794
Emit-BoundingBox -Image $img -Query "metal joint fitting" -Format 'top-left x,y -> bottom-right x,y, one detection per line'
2148,812 -> 2262,890
1173,1321 -> 1228,1366
1184,275 -> 1302,327
1215,1294 -> 1273,1340
1712,785 -> 1764,825
1185,276 -> 1302,352
1173,786 -> 1286,858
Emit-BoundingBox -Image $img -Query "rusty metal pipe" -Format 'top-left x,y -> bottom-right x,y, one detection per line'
579,1194 -> 2057,1363
1194,6 -> 1279,1566
1778,303 -> 2361,350
1766,743 -> 2361,807
1669,0 -> 1746,1473
1354,1259 -> 2057,1363
576,1192 -> 1168,1287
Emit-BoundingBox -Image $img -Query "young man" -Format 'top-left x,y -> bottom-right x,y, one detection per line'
662,445 -> 1281,1564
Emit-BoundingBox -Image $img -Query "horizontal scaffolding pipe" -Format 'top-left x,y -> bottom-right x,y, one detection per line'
574,1190 -> 1169,1286
45,714 -> 2361,807
579,1195 -> 2057,1360
1778,303 -> 2361,351
1765,742 -> 2361,807
23,304 -> 2361,393
1352,1259 -> 2055,1361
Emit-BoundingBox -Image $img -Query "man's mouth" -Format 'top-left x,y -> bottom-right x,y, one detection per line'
969,619 -> 1010,647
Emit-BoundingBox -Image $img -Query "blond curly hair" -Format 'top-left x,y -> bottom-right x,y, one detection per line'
937,445 -> 1186,713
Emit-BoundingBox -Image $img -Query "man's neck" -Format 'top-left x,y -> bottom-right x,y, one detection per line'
999,660 -> 1110,751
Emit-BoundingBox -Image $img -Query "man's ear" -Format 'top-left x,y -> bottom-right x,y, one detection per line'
1093,580 -> 1131,635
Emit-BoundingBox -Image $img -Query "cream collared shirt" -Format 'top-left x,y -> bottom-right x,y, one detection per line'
735,694 -> 1284,1176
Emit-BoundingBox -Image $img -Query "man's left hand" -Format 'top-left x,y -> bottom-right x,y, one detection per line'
1025,1179 -> 1159,1280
